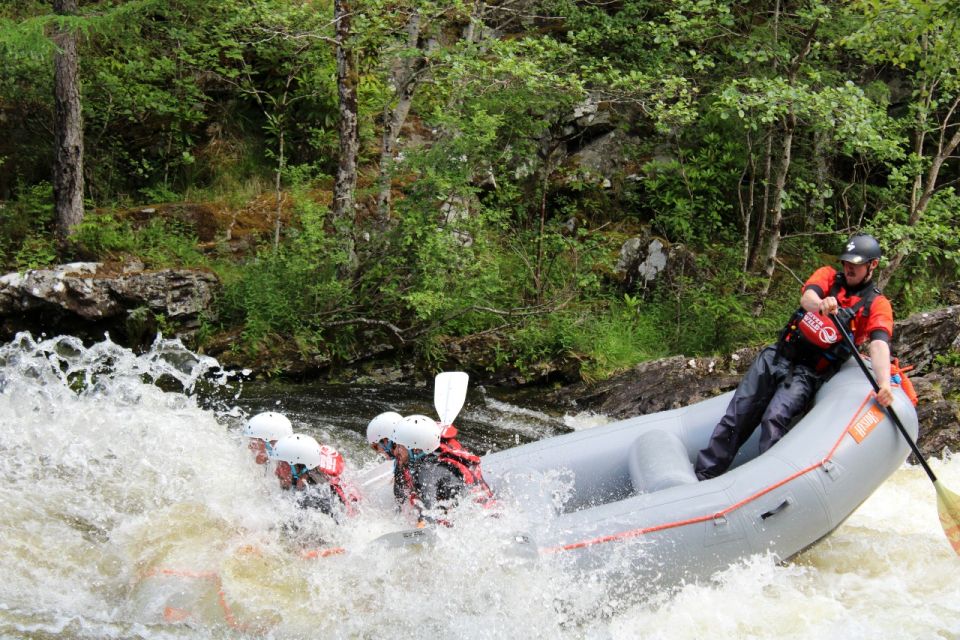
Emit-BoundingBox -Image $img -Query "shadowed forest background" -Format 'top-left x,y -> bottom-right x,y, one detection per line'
1,0 -> 959,381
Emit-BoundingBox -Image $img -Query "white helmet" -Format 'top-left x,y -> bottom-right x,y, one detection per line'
274,434 -> 345,476
392,414 -> 441,454
244,412 -> 293,442
273,433 -> 323,469
366,411 -> 402,444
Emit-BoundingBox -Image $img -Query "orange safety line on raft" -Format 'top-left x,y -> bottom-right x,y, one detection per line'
301,546 -> 347,559
140,566 -> 247,631
141,567 -> 219,580
541,391 -> 878,554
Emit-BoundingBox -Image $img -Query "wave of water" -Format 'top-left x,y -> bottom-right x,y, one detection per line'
0,334 -> 958,639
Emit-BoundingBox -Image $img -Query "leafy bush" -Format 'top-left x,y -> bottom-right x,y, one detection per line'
217,189 -> 352,354
0,181 -> 56,269
71,211 -> 206,268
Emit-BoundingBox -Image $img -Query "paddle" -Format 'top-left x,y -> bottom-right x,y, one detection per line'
434,371 -> 469,427
430,371 -> 540,561
371,527 -> 438,548
371,526 -> 539,561
831,313 -> 960,555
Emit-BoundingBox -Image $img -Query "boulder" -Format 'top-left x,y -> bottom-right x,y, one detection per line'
614,233 -> 698,294
0,262 -> 219,345
889,305 -> 960,374
568,348 -> 759,418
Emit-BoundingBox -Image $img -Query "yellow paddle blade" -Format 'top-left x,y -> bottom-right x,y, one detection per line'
935,480 -> 960,555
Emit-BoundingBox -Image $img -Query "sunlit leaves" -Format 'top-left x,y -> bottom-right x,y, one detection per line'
715,78 -> 902,160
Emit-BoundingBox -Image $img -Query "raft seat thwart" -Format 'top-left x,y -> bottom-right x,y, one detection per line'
628,429 -> 699,494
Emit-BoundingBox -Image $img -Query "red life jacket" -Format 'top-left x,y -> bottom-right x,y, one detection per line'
891,358 -> 919,407
326,474 -> 360,517
436,439 -> 495,504
779,274 -> 880,372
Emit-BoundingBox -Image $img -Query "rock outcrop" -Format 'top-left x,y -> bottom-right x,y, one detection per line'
0,262 -> 218,346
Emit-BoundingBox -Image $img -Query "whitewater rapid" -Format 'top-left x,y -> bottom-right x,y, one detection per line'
0,334 -> 956,639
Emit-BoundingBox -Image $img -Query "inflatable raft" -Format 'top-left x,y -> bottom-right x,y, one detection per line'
478,357 -> 918,586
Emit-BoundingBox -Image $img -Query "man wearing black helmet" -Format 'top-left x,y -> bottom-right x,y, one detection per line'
694,233 -> 895,481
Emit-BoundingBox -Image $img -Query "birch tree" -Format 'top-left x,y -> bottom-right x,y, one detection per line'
845,0 -> 960,289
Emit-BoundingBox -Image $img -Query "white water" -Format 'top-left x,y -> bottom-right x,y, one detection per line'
1,334 -> 958,639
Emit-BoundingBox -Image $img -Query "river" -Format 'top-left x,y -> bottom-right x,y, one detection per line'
0,334 -> 957,639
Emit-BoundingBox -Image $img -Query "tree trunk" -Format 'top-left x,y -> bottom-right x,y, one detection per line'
53,0 -> 84,245
810,128 -> 829,229
274,127 -> 285,250
749,129 -> 774,271
754,121 -> 794,315
738,135 -> 756,293
333,0 -> 359,274
877,92 -> 960,290
749,0 -> 781,272
376,11 -> 425,220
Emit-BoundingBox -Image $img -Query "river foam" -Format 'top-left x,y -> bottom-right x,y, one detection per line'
0,334 -> 957,639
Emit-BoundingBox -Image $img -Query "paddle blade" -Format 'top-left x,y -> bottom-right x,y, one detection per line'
502,532 -> 539,563
935,480 -> 960,555
434,371 -> 469,426
371,527 -> 438,549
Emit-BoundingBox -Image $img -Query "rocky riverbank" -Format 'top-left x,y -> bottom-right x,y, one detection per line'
551,305 -> 960,461
2,262 -> 957,459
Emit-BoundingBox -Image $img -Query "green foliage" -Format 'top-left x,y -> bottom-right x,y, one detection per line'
14,236 -> 58,271
871,188 -> 960,314
558,302 -> 669,382
480,301 -> 664,384
218,186 -> 352,354
933,350 -> 960,370
636,132 -> 741,244
872,190 -> 960,272
0,181 -> 55,269
2,0 -> 959,381
642,246 -> 793,356
71,211 -> 206,268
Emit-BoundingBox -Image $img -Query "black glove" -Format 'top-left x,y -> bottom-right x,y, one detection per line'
834,306 -> 855,327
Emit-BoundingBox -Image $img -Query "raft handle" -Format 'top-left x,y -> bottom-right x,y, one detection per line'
760,498 -> 791,520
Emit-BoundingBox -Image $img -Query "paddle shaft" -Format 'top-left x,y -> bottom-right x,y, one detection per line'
831,313 -> 937,483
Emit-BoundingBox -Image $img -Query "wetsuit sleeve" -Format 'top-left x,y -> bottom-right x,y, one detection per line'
855,294 -> 894,345
802,266 -> 836,297
416,462 -> 464,512
297,485 -> 343,523
393,463 -> 411,508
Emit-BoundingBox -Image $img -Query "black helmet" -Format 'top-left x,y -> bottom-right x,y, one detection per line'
839,233 -> 882,264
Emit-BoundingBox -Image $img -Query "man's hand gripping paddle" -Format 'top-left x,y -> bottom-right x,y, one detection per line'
831,313 -> 960,555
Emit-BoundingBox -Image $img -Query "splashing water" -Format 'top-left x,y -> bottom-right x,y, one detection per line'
1,333 -> 958,639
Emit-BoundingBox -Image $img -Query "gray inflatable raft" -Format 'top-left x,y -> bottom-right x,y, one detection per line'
481,357 -> 918,585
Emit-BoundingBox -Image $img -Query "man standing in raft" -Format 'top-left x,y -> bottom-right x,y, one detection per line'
695,233 -> 896,481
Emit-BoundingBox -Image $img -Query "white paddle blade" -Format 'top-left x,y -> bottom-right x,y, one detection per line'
371,528 -> 438,549
434,371 -> 469,426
